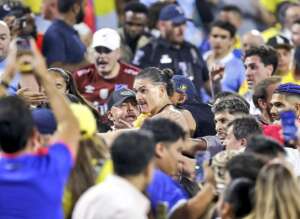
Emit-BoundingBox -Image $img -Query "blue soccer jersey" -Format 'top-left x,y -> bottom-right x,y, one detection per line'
0,142 -> 74,219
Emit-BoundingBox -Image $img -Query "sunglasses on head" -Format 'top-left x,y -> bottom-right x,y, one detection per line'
95,46 -> 112,54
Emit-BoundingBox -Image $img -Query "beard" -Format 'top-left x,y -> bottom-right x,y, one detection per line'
76,7 -> 85,24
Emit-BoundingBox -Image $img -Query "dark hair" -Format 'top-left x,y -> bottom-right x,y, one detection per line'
66,137 -> 108,219
227,116 -> 262,140
57,0 -> 82,13
141,118 -> 186,145
244,46 -> 278,75
212,92 -> 250,110
124,2 -> 148,15
223,178 -> 254,218
135,67 -> 174,96
212,98 -> 249,115
253,76 -> 281,109
111,130 -> 155,176
245,135 -> 286,160
210,20 -> 236,38
226,153 -> 265,181
48,68 -> 101,129
0,96 -> 34,153
221,5 -> 242,16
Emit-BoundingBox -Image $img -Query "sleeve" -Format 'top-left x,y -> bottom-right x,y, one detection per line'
48,142 -> 74,180
42,30 -> 66,66
200,56 -> 209,83
132,43 -> 152,68
147,171 -> 188,215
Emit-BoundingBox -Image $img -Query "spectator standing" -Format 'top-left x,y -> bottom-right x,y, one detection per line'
0,40 -> 80,219
267,35 -> 296,83
204,20 -> 245,94
72,131 -> 155,219
107,88 -> 140,130
118,2 -> 151,63
133,4 -> 209,98
239,46 -> 278,114
42,0 -> 87,71
73,28 -> 140,115
252,76 -> 281,124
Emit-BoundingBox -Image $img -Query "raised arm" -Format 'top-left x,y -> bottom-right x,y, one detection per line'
30,40 -> 80,157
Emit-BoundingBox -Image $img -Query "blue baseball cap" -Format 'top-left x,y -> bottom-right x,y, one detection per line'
159,4 -> 187,25
172,75 -> 200,102
32,108 -> 57,135
275,83 -> 300,95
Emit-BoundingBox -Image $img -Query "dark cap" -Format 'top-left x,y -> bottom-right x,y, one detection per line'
32,108 -> 57,135
275,83 -> 300,95
159,4 -> 187,25
172,75 -> 200,102
267,35 -> 293,50
107,88 -> 136,110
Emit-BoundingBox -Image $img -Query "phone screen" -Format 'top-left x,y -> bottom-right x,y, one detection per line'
280,110 -> 298,147
195,151 -> 210,183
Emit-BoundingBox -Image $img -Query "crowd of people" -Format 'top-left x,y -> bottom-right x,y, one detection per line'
0,0 -> 300,219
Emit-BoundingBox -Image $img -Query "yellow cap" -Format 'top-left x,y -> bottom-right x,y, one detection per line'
70,104 -> 97,140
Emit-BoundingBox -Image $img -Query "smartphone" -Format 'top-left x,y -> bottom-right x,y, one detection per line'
16,36 -> 33,74
280,110 -> 298,148
195,151 -> 210,183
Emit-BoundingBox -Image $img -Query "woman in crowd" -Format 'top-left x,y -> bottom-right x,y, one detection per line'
133,67 -> 195,136
63,104 -> 111,219
246,162 -> 300,219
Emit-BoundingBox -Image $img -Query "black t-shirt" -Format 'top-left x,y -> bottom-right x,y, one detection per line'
181,102 -> 216,138
133,38 -> 209,95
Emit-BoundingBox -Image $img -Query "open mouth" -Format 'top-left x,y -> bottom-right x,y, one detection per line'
96,60 -> 108,68
138,101 -> 148,112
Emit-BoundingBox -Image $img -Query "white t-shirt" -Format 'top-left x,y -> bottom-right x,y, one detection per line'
285,148 -> 300,177
72,175 -> 150,219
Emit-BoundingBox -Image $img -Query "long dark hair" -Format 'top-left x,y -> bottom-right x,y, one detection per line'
65,136 -> 109,219
48,68 -> 101,128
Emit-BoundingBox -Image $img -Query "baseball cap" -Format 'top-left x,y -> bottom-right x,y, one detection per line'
107,88 -> 136,110
92,28 -> 121,50
267,35 -> 293,50
159,4 -> 187,25
70,104 -> 97,140
172,75 -> 200,102
32,108 -> 57,135
275,83 -> 300,95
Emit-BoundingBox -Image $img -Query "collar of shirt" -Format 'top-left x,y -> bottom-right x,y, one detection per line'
158,37 -> 186,50
54,19 -> 78,34
107,175 -> 150,213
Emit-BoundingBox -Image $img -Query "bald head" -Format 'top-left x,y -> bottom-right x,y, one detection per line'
241,30 -> 264,54
0,21 -> 10,61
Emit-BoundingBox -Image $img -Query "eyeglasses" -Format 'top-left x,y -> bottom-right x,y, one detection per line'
95,46 -> 112,54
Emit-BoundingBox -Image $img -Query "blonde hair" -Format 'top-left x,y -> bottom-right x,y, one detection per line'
248,163 -> 300,219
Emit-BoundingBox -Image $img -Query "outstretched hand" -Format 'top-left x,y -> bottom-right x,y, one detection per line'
209,64 -> 225,82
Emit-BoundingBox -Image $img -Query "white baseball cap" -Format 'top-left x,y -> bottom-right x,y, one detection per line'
92,28 -> 121,50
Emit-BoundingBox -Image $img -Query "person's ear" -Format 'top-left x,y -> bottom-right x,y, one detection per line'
178,93 -> 187,104
158,21 -> 166,36
220,202 -> 234,219
258,98 -> 267,110
143,160 -> 155,184
115,48 -> 121,60
295,103 -> 300,119
266,64 -> 274,76
107,110 -> 114,122
240,138 -> 247,147
155,143 -> 165,158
